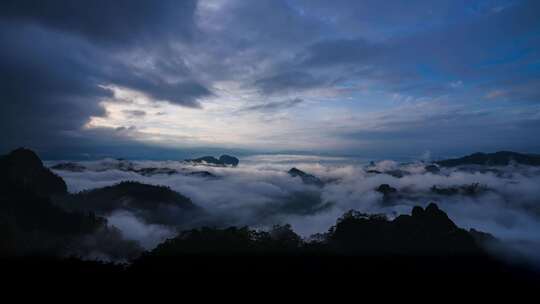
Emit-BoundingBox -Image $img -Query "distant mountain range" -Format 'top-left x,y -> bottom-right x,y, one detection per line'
436,151 -> 540,167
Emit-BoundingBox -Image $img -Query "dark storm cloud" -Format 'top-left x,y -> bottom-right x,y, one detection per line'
0,0 -> 197,46
0,24 -> 107,149
1,0 -> 539,157
113,76 -> 210,108
0,23 -> 206,151
0,0 -> 212,154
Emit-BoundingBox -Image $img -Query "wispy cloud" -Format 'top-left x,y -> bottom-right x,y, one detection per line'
237,98 -> 304,113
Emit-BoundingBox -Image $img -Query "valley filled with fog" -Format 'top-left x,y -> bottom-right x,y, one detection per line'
47,154 -> 540,265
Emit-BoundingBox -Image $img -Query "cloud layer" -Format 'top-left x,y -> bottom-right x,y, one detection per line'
49,155 -> 540,265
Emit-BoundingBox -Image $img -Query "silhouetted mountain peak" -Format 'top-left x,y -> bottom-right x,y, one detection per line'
288,168 -> 324,187
406,203 -> 458,232
7,148 -> 43,168
219,155 -> 239,167
425,202 -> 441,213
192,156 -> 220,164
411,206 -> 424,217
410,203 -> 449,220
331,202 -> 475,255
185,155 -> 240,167
375,184 -> 397,195
0,148 -> 67,197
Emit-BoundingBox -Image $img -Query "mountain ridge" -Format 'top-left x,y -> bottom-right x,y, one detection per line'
436,151 -> 540,167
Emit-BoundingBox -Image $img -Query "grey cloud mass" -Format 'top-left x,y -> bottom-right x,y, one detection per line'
48,156 -> 540,265
0,0 -> 212,155
0,0 -> 197,46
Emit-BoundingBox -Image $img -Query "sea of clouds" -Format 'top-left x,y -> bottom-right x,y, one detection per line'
47,155 -> 540,265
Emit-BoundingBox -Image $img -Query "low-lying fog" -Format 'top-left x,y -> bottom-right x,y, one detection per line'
47,154 -> 540,264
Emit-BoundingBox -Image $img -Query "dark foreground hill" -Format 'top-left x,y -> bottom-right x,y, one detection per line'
125,204 -> 540,286
0,149 -> 141,258
436,151 -> 540,167
0,148 -> 67,197
129,204 -> 495,272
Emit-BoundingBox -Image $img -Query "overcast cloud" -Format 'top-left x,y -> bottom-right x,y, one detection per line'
1,0 -> 539,159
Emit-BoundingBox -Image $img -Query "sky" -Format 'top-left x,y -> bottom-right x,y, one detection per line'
1,0 -> 540,159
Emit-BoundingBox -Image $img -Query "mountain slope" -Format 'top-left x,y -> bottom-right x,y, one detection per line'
57,181 -> 204,226
436,151 -> 540,167
0,148 -> 67,197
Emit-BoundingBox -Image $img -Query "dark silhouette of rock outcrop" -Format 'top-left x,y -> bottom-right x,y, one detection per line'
219,155 -> 239,166
375,184 -> 398,203
424,164 -> 440,173
324,202 -> 482,256
0,148 -> 67,197
288,168 -> 324,187
185,155 -> 240,167
186,170 -> 217,178
188,156 -> 222,165
375,184 -> 397,196
436,151 -> 540,167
